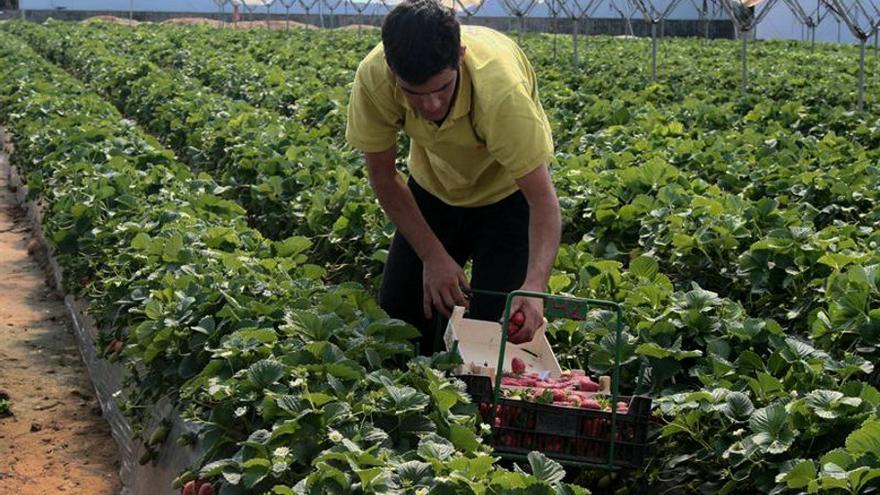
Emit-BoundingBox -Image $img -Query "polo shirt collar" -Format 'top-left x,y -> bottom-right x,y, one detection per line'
447,63 -> 472,123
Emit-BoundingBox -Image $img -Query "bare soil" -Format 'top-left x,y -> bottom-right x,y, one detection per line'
81,15 -> 141,26
0,171 -> 121,493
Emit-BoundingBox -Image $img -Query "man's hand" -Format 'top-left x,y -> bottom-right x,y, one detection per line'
423,252 -> 470,319
507,293 -> 544,344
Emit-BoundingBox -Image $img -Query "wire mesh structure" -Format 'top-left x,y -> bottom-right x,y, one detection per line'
500,0 -> 539,44
822,0 -> 880,110
322,0 -> 345,27
717,0 -> 779,93
454,0 -> 488,24
610,0 -> 639,36
629,0 -> 686,80
545,0 -> 564,58
260,0 -> 277,26
240,0 -> 263,21
350,0 -> 375,33
559,0 -> 604,69
34,0 -> 878,108
212,0 -> 228,25
689,0 -> 722,40
781,0 -> 830,49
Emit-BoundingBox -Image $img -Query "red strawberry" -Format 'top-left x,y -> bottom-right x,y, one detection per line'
198,483 -> 215,495
519,377 -> 537,387
511,311 -> 525,327
581,399 -> 601,410
578,377 -> 600,392
182,481 -> 197,495
511,357 -> 526,374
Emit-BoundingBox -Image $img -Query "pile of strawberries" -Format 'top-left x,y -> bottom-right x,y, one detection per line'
501,358 -> 628,414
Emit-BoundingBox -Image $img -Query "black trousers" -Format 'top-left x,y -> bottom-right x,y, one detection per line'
378,177 -> 530,356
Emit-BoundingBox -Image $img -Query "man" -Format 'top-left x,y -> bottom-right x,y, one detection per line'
346,0 -> 561,355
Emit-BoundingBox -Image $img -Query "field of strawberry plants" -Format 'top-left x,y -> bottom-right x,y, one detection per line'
0,17 -> 879,494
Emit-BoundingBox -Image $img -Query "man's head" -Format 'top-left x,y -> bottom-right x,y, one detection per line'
382,0 -> 465,122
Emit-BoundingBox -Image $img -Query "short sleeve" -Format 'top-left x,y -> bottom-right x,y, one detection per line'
345,62 -> 403,153
480,84 -> 554,179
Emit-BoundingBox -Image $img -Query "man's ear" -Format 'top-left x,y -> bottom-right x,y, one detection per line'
458,45 -> 467,65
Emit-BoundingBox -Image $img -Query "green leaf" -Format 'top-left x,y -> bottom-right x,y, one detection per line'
242,457 -> 271,488
303,392 -> 335,407
721,391 -> 754,421
780,460 -> 816,489
365,319 -> 420,342
247,359 -> 285,389
379,386 -> 430,413
275,236 -> 312,257
417,434 -> 456,462
449,423 -> 480,453
845,419 -> 880,459
636,342 -> 673,359
131,232 -> 152,250
847,467 -> 880,493
805,389 -> 861,419
629,255 -> 659,279
396,460 -> 433,485
820,449 -> 854,470
448,454 -> 496,479
818,253 -> 858,271
548,273 -> 573,293
749,403 -> 797,454
199,459 -> 237,478
527,451 -> 566,485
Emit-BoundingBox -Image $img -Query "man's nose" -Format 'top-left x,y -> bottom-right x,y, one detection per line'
423,94 -> 442,113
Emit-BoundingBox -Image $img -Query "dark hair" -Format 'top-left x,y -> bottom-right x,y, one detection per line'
382,0 -> 461,85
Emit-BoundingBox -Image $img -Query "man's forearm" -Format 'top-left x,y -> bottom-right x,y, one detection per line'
522,194 -> 561,291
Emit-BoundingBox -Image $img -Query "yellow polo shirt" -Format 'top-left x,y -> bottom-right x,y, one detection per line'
345,25 -> 554,207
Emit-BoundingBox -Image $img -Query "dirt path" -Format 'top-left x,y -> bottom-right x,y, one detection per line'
0,169 -> 121,493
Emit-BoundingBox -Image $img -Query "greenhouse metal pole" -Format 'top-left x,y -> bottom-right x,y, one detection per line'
551,0 -> 558,60
704,2 -> 710,41
649,20 -> 658,80
741,28 -> 749,93
573,16 -> 579,69
518,14 -> 523,45
858,37 -> 866,109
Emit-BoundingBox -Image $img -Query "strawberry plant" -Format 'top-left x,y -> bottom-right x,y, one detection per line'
3,19 -> 880,494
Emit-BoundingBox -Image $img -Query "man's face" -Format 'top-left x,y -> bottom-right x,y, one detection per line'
397,68 -> 459,123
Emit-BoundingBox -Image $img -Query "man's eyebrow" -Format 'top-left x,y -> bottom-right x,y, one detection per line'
400,78 -> 455,95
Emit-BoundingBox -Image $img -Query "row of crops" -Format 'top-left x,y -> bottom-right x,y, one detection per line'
0,18 -> 879,494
